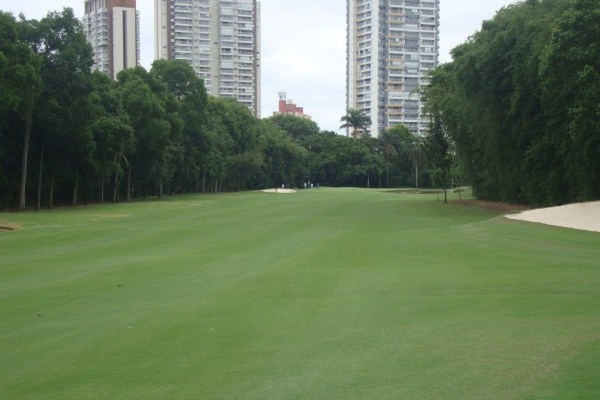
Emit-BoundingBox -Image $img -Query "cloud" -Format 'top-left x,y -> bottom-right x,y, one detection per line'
259,0 -> 347,130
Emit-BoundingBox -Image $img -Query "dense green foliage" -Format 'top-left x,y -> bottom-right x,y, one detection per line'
2,189 -> 599,399
424,0 -> 600,206
0,9 -> 311,209
0,8 -> 450,210
267,114 -> 434,189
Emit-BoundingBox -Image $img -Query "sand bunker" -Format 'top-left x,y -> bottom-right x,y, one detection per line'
261,188 -> 297,194
506,201 -> 600,232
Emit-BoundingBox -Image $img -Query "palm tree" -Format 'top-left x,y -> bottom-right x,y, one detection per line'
339,108 -> 372,140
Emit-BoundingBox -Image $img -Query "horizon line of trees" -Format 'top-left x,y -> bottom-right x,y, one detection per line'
1,8 -> 450,211
5,1 -> 597,211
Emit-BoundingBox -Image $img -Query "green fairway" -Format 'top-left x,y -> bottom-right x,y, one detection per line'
1,189 -> 599,399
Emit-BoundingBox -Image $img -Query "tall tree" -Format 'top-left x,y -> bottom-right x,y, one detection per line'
151,59 -> 209,194
0,12 -> 43,210
384,125 -> 423,189
425,115 -> 452,202
207,97 -> 262,191
423,0 -> 576,205
539,0 -> 600,200
88,71 -> 135,202
339,108 -> 372,140
380,130 -> 399,188
408,134 -> 425,190
117,67 -> 171,199
25,8 -> 95,208
260,119 -> 308,188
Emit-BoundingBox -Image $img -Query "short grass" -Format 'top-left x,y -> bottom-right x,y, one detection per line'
1,188 -> 599,399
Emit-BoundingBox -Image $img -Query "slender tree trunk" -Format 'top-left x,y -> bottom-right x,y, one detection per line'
202,169 -> 206,193
126,167 -> 131,202
18,99 -> 34,211
100,178 -> 105,204
386,160 -> 389,188
72,168 -> 78,207
113,154 -> 122,204
195,171 -> 200,193
158,181 -> 163,199
415,162 -> 420,190
48,175 -> 54,209
36,145 -> 44,211
367,174 -> 370,189
444,171 -> 448,203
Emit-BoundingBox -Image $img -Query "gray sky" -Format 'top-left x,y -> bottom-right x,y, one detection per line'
2,0 -> 516,131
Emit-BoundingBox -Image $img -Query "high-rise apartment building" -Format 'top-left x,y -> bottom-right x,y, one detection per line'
346,0 -> 440,136
155,0 -> 261,117
83,0 -> 140,79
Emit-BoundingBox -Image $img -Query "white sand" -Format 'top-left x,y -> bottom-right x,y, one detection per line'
261,188 -> 297,194
506,201 -> 600,232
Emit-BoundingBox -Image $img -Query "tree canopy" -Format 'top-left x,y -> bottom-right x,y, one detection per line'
1,7 -> 454,210
423,0 -> 599,206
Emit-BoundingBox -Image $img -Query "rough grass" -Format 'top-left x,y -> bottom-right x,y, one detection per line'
1,188 -> 599,399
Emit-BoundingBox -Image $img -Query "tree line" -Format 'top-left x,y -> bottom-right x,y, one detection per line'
1,8 -> 448,211
423,0 -> 600,206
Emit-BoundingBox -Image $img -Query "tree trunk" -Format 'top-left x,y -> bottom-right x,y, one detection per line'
36,145 -> 44,211
444,171 -> 448,203
126,167 -> 131,202
158,181 -> 163,199
202,169 -> 206,193
100,178 -> 105,204
113,154 -> 122,204
18,99 -> 34,211
72,168 -> 78,207
386,161 -> 389,188
48,175 -> 54,209
415,163 -> 420,190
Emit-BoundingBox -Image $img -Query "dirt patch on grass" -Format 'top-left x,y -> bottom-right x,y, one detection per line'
449,199 -> 530,213
0,222 -> 21,232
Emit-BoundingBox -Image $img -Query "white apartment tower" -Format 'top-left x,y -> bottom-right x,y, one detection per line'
83,0 -> 140,79
155,0 -> 261,117
347,0 -> 440,136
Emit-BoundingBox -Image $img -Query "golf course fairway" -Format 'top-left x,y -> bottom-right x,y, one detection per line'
1,188 -> 599,399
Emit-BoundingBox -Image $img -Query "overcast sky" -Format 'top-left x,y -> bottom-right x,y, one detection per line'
2,0 -> 516,131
